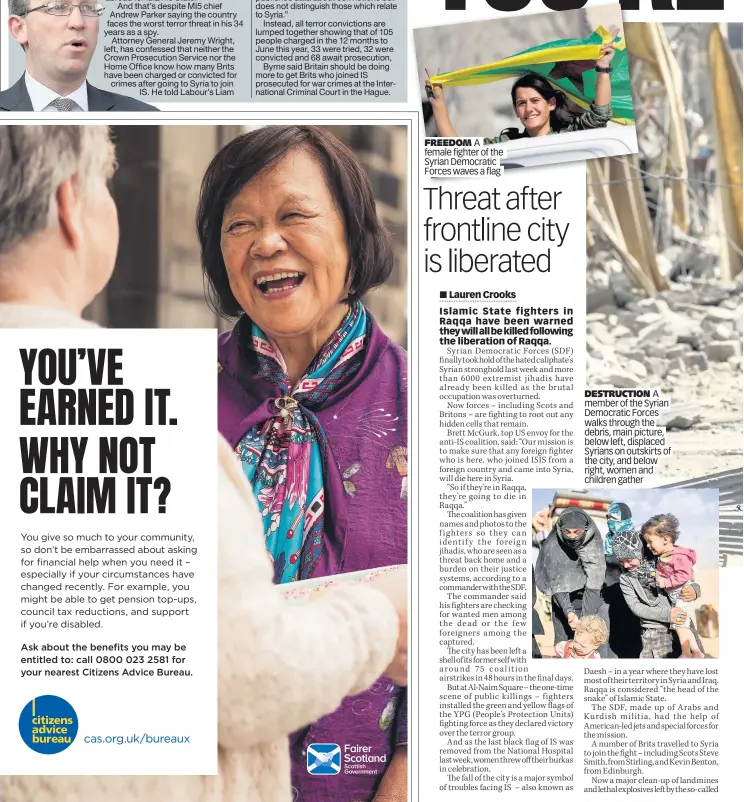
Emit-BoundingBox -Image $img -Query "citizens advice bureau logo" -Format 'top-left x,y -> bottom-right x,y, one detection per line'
307,743 -> 341,775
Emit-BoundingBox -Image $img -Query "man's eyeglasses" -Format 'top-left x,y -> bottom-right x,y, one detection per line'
21,2 -> 104,16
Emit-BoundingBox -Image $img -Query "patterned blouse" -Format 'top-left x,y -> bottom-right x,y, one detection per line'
484,102 -> 612,143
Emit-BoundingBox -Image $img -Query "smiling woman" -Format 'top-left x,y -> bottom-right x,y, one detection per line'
218,148 -> 352,365
425,24 -> 619,142
197,125 -> 408,802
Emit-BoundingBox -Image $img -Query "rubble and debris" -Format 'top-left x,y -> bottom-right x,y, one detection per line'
658,404 -> 703,430
660,468 -> 743,558
585,271 -> 741,411
586,22 -> 742,478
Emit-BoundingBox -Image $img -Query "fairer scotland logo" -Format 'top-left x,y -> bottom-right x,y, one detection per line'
307,743 -> 341,775
307,742 -> 388,776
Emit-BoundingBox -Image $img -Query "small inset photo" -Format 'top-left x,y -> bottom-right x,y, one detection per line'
531,488 -> 719,659
414,2 -> 639,168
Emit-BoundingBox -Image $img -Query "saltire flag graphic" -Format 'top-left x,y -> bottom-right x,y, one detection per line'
429,26 -> 634,125
307,743 -> 341,774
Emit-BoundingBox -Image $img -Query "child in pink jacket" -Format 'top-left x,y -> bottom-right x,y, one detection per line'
641,514 -> 704,658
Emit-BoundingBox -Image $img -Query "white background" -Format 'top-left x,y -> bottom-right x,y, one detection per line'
0,329 -> 217,774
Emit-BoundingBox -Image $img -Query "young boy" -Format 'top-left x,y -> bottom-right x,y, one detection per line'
554,615 -> 608,659
641,513 -> 705,658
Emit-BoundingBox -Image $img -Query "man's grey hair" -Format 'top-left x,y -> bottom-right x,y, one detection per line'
9,1 -> 30,16
0,126 -> 116,255
9,1 -> 30,51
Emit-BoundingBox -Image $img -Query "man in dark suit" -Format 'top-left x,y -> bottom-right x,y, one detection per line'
2,0 -> 157,111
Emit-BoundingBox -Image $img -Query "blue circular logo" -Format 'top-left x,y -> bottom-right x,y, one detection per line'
19,695 -> 78,754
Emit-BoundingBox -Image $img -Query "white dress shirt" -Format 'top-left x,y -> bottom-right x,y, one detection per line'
24,72 -> 89,111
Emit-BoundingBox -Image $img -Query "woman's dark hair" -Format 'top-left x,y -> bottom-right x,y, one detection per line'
640,513 -> 681,544
509,73 -> 583,133
196,125 -> 394,317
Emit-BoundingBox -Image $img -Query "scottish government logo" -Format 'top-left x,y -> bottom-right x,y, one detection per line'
307,743 -> 341,775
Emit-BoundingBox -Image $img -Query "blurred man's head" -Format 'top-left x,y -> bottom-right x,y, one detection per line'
0,125 -> 118,313
8,1 -> 102,95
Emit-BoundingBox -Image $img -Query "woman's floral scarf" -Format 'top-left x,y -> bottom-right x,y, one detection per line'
235,301 -> 368,583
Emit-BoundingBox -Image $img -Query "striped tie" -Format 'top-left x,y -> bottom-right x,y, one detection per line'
49,97 -> 82,112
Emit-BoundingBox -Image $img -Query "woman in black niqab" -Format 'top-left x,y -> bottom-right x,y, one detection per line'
534,508 -> 608,651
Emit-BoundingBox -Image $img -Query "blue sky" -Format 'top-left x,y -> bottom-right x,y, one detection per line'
532,487 -> 719,568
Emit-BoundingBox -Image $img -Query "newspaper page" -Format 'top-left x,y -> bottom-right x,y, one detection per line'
412,1 -> 742,801
0,0 -> 741,800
